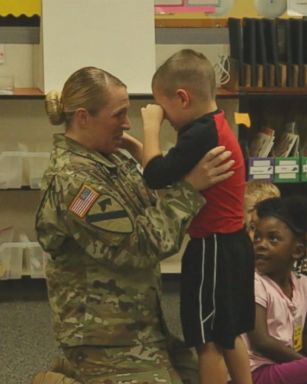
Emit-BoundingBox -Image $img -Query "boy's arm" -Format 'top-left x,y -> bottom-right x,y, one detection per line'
141,104 -> 164,168
247,304 -> 304,362
142,118 -> 218,189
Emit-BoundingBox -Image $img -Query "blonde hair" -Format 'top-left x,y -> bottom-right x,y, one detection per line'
245,181 -> 281,201
245,181 -> 281,210
45,66 -> 126,127
244,181 -> 281,236
152,49 -> 216,100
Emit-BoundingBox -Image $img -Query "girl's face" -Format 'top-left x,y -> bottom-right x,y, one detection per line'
253,216 -> 302,278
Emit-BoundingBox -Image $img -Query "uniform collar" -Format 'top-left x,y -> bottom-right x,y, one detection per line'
53,134 -> 117,168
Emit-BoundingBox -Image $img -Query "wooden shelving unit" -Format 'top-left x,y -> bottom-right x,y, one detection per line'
239,87 -> 307,97
5,87 -> 307,102
0,88 -> 44,99
1,87 -> 238,100
155,17 -> 228,28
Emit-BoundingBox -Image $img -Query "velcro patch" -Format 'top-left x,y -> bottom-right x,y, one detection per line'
86,195 -> 133,234
69,185 -> 100,218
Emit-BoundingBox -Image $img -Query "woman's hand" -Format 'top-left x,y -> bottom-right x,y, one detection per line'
184,146 -> 235,191
120,133 -> 143,163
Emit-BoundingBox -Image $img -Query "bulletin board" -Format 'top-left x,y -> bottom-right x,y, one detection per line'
155,0 -> 288,23
0,0 -> 40,16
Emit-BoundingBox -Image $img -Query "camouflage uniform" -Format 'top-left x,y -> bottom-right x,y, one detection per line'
36,134 -> 204,384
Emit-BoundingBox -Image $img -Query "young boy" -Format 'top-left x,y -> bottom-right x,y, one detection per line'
141,49 -> 254,384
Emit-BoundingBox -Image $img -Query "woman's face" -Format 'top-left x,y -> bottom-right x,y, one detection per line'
87,85 -> 131,154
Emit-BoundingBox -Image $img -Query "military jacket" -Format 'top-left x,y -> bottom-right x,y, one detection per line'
36,134 -> 204,347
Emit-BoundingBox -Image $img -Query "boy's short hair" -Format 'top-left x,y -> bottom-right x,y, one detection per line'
152,49 -> 216,100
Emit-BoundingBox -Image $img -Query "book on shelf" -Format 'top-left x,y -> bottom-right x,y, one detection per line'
249,127 -> 275,158
273,133 -> 300,157
272,121 -> 300,157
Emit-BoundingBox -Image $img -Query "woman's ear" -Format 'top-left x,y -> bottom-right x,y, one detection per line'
75,108 -> 89,128
176,88 -> 190,108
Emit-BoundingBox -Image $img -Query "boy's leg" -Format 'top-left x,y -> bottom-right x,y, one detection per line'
223,336 -> 252,384
252,357 -> 307,384
197,342 -> 228,384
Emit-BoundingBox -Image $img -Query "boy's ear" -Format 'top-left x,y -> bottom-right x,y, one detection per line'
292,242 -> 305,261
176,89 -> 190,107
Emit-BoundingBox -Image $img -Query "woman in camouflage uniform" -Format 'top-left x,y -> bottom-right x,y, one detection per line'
34,67 -> 234,384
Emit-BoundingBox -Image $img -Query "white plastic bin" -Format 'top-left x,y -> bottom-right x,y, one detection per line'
0,242 -> 23,280
24,242 -> 47,278
0,151 -> 26,188
27,152 -> 50,189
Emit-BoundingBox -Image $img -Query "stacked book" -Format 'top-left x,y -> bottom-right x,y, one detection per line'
226,17 -> 307,88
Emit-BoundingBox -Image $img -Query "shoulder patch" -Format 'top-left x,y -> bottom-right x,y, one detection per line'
85,195 -> 133,234
69,185 -> 100,218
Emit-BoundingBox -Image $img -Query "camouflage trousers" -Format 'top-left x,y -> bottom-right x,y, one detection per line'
62,337 -> 198,384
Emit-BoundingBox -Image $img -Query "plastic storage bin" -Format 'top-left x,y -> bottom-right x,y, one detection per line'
27,152 -> 50,189
0,242 -> 23,280
24,243 -> 47,278
0,151 -> 26,188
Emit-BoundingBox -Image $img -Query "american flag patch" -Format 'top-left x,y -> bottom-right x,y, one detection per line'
68,185 -> 100,218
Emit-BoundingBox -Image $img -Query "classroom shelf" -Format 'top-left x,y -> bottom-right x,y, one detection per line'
217,88 -> 238,98
239,87 -> 307,97
1,88 -> 238,100
0,88 -> 44,99
155,17 -> 228,28
4,87 -> 307,103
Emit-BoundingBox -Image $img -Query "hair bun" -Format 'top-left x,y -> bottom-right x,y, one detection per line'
45,90 -> 65,125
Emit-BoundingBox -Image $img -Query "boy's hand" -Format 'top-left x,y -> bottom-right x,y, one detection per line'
141,104 -> 164,167
141,104 -> 164,130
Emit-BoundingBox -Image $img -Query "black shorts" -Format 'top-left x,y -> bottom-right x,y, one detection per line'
180,229 -> 255,350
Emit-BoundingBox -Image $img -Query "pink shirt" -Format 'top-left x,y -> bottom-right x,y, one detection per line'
245,272 -> 307,372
